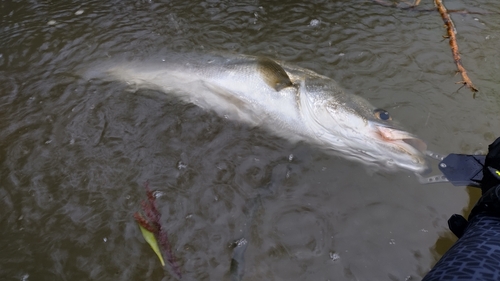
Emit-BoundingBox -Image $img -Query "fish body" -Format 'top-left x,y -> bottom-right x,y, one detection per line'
98,53 -> 427,173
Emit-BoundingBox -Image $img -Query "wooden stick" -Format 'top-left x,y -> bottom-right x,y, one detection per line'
372,0 -> 494,14
434,0 -> 478,93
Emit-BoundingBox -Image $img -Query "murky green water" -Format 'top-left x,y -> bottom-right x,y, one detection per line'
1,1 -> 499,280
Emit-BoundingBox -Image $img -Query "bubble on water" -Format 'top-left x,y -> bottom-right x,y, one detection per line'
177,161 -> 187,170
310,19 -> 320,26
234,238 -> 247,247
103,237 -> 107,242
474,149 -> 485,155
153,191 -> 165,198
329,252 -> 340,261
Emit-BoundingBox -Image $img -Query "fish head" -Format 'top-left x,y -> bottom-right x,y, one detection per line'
303,85 -> 428,173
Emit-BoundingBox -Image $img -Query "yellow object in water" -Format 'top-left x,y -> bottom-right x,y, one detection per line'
138,225 -> 165,266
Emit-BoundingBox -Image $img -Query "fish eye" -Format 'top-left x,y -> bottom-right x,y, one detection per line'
374,108 -> 391,121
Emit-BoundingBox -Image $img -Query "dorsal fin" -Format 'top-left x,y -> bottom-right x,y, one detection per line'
256,57 -> 294,91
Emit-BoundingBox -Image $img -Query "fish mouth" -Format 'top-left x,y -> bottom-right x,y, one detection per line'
374,126 -> 429,173
376,126 -> 427,153
401,138 -> 427,153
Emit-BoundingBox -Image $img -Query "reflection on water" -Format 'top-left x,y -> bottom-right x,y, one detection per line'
1,1 -> 500,280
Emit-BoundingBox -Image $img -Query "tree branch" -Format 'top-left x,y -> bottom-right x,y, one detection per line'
434,0 -> 478,94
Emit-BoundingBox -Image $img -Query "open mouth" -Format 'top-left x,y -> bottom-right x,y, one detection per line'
402,138 -> 427,153
377,126 -> 427,153
374,125 -> 430,173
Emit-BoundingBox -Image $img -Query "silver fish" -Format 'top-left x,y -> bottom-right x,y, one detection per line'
96,53 -> 427,173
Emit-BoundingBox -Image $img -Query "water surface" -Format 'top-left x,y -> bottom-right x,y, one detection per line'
1,1 -> 500,280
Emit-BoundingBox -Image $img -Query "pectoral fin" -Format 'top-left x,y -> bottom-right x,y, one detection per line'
257,58 -> 294,91
201,82 -> 264,127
